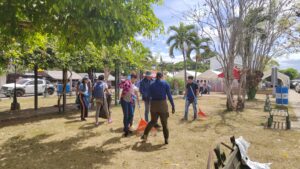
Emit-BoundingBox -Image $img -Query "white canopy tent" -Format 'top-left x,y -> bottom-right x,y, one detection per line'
197,69 -> 224,92
44,70 -> 82,80
173,70 -> 202,79
78,73 -> 115,81
262,70 -> 290,87
197,70 -> 222,80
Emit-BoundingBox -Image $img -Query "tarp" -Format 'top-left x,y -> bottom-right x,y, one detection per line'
218,67 -> 240,79
235,136 -> 271,169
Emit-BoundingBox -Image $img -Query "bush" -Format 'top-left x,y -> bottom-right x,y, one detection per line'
166,77 -> 185,95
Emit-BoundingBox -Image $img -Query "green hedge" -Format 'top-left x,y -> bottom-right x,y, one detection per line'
165,77 -> 185,95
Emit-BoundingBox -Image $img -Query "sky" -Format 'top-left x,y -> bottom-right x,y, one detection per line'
138,0 -> 300,71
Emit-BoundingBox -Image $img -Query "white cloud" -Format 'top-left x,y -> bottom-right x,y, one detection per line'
276,53 -> 300,71
152,51 -> 183,63
276,53 -> 300,62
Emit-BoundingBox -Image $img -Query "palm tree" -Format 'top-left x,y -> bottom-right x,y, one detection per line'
186,37 -> 211,78
167,22 -> 198,86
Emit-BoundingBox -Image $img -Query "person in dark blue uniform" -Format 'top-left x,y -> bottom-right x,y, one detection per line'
141,72 -> 175,144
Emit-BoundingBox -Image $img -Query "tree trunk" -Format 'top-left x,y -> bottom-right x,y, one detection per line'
182,49 -> 187,87
194,58 -> 199,79
237,73 -> 246,111
114,62 -> 120,106
224,58 -> 235,111
104,67 -> 110,82
226,92 -> 235,111
62,68 -> 67,113
247,86 -> 257,100
34,64 -> 38,110
88,68 -> 94,84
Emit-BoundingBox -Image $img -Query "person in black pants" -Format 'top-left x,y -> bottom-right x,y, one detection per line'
79,77 -> 90,121
141,72 -> 175,144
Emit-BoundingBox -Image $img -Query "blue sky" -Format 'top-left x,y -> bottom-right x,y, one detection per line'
138,0 -> 300,71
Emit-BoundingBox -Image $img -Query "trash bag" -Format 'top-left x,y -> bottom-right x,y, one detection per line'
235,137 -> 272,169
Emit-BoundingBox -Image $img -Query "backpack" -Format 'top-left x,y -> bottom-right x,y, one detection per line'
93,82 -> 105,99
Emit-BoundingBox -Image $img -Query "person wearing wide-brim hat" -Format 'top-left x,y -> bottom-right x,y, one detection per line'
141,72 -> 175,144
139,71 -> 154,122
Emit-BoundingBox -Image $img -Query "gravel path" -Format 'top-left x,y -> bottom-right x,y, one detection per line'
289,90 -> 300,130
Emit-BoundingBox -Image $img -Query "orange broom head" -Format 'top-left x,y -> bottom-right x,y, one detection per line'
198,109 -> 207,117
136,119 -> 148,132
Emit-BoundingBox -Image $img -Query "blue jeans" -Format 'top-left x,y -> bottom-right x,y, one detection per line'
144,100 -> 150,122
184,98 -> 198,120
121,99 -> 134,133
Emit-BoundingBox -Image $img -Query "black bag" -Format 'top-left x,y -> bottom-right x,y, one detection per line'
99,106 -> 108,119
98,96 -> 109,119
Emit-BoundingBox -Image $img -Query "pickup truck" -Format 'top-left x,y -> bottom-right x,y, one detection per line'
1,78 -> 55,97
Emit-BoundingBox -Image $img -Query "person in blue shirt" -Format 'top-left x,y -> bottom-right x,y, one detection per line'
139,71 -> 154,122
141,72 -> 175,145
184,76 -> 199,120
79,77 -> 90,121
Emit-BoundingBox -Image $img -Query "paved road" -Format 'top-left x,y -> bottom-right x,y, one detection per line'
289,90 -> 300,130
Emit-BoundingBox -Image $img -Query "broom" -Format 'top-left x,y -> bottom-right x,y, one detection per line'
190,85 -> 207,119
198,107 -> 207,118
136,103 -> 157,136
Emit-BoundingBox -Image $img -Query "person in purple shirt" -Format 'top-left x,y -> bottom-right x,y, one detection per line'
141,72 -> 175,145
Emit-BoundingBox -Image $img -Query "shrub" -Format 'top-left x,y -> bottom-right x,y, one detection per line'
166,77 -> 185,95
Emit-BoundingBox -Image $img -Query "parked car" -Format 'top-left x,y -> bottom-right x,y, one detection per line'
295,83 -> 300,93
0,78 -> 55,97
290,79 -> 300,89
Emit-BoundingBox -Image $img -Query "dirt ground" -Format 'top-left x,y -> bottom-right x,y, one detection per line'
0,93 -> 300,169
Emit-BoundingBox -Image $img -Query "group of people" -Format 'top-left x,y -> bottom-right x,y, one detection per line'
76,71 -> 204,145
76,75 -> 112,124
118,71 -> 175,144
197,79 -> 211,96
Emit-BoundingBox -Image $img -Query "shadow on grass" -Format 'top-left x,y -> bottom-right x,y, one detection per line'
101,136 -> 122,147
132,142 -> 167,152
79,122 -> 105,130
109,127 -> 124,133
0,132 -> 130,169
0,107 -> 80,129
189,122 -> 213,132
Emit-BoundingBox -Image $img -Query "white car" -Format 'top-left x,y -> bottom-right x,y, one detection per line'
1,78 -> 55,97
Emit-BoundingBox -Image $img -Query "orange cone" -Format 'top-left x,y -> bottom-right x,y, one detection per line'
198,108 -> 207,118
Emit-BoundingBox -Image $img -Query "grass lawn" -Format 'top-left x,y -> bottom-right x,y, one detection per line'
0,93 -> 299,169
